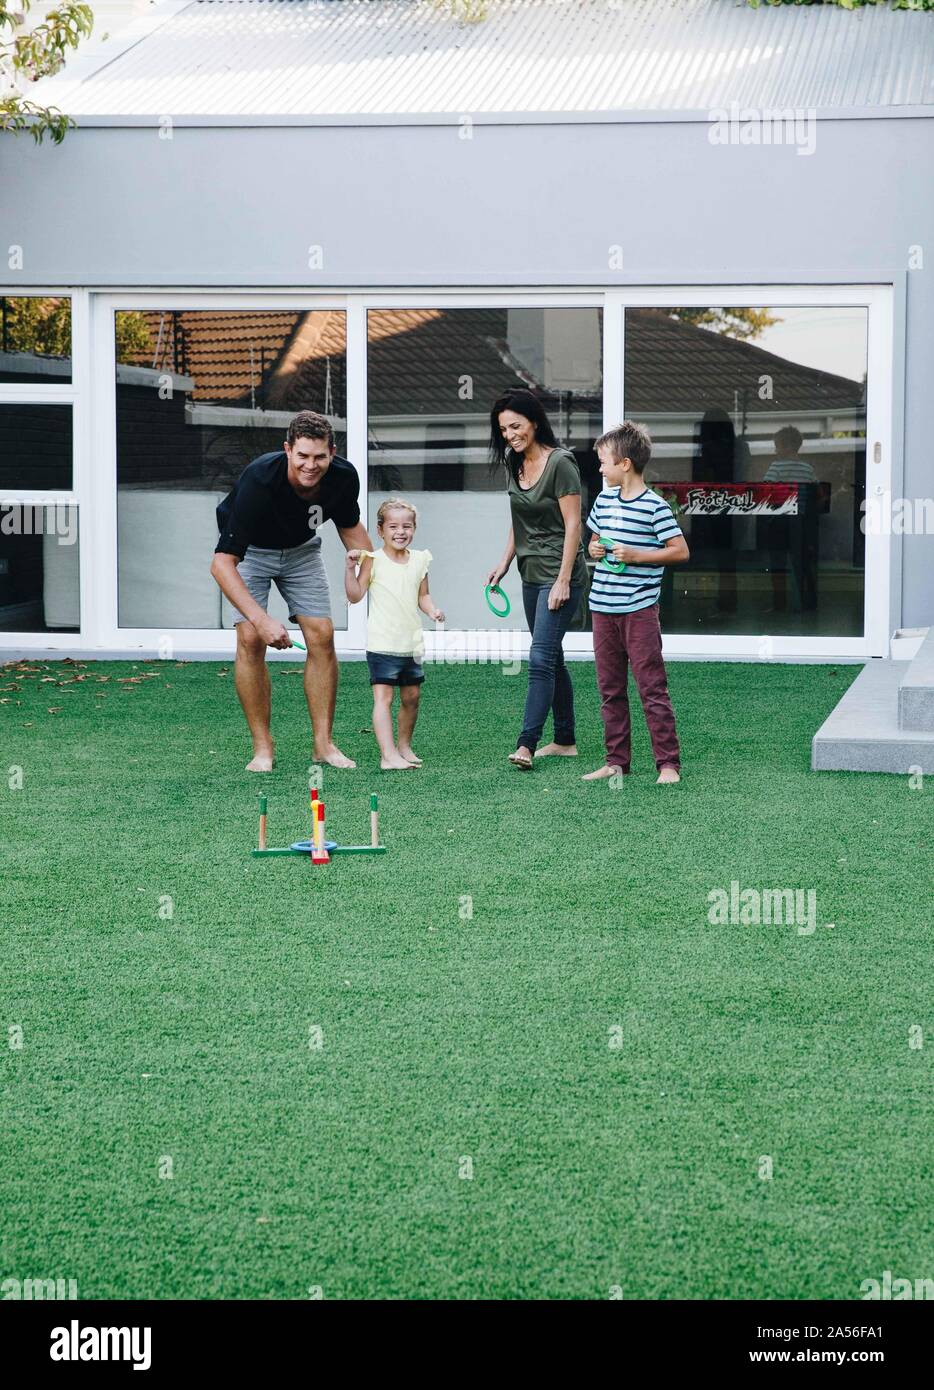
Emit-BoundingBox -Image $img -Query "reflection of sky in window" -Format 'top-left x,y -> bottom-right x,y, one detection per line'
746,308 -> 868,385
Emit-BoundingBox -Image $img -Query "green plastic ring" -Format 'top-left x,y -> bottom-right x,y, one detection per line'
484,584 -> 511,618
599,536 -> 627,574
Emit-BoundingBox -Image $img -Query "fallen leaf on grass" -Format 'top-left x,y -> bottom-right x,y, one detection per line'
47,707 -> 63,714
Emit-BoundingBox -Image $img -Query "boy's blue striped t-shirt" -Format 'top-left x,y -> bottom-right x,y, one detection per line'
586,486 -> 682,614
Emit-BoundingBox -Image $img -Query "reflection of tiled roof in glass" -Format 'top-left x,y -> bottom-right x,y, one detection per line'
126,310 -> 305,403
366,309 -> 563,418
120,306 -> 864,421
625,311 -> 865,418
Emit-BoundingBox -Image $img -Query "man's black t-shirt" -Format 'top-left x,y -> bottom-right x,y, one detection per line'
215,451 -> 361,558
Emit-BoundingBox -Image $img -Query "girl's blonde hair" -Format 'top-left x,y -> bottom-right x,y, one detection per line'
376,496 -> 418,528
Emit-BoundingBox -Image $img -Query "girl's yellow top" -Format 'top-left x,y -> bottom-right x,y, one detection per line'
363,548 -> 433,658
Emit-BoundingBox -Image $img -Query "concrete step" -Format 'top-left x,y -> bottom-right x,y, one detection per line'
812,659 -> 934,773
898,626 -> 934,732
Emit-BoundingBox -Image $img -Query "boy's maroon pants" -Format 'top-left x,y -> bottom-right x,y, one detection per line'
592,605 -> 681,772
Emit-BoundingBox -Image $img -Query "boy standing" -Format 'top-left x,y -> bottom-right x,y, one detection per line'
583,422 -> 689,785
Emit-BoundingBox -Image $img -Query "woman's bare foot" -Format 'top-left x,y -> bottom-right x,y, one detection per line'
246,747 -> 274,773
315,744 -> 357,770
381,753 -> 415,771
508,746 -> 534,770
534,743 -> 578,758
398,746 -> 422,766
581,764 -> 623,781
656,766 -> 681,784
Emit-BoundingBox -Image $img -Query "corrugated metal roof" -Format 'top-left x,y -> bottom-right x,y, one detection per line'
34,0 -> 934,119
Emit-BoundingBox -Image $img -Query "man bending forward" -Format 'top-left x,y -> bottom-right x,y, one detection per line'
210,410 -> 374,771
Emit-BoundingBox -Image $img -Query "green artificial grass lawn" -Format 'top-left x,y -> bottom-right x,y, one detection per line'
1,654 -> 933,1301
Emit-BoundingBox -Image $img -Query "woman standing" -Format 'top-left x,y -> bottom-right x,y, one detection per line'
486,389 -> 587,770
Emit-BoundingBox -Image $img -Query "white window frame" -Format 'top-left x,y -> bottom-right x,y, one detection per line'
88,292 -> 363,655
0,287 -> 89,649
1,285 -> 893,661
616,284 -> 891,662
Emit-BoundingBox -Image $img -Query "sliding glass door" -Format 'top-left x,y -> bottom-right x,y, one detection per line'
4,286 -> 888,659
623,303 -> 868,640
365,304 -> 604,633
617,287 -> 891,657
0,296 -> 81,637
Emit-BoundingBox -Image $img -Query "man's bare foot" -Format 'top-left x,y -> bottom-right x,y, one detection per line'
656,766 -> 681,784
398,746 -> 422,766
381,754 -> 415,771
534,743 -> 578,758
316,745 -> 356,770
581,764 -> 623,781
246,749 -> 274,773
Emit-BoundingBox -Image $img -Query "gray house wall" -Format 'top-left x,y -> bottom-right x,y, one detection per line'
3,114 -> 932,625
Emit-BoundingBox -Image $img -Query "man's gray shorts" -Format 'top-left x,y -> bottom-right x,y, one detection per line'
229,536 -> 331,626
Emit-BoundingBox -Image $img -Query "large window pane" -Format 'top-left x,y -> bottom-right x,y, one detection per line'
367,307 -> 603,630
0,504 -> 79,632
115,310 -> 348,629
0,403 -> 73,491
624,307 -> 867,637
0,297 -> 71,384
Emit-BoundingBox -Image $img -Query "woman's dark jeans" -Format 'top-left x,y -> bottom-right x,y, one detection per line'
516,582 -> 584,753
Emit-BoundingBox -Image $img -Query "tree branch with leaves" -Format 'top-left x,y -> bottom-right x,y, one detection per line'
1,0 -> 94,144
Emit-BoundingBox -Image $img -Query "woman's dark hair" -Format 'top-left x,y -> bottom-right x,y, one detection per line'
488,389 -> 558,484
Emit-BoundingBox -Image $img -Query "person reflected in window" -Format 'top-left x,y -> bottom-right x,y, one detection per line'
690,407 -> 749,617
762,425 -> 819,613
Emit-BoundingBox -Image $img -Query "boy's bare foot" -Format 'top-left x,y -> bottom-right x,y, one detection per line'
381,754 -> 415,771
246,747 -> 274,773
534,743 -> 578,758
656,766 -> 681,784
398,746 -> 422,766
315,745 -> 356,770
581,764 -> 623,781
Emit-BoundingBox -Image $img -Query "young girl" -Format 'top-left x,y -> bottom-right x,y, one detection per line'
345,497 -> 445,771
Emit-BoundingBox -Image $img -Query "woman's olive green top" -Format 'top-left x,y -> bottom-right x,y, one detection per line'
506,446 -> 588,588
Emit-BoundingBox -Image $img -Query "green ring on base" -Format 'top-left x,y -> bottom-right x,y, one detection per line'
484,584 -> 511,618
